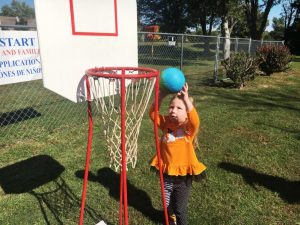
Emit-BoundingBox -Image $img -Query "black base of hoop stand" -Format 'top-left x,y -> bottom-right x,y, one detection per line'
78,67 -> 170,225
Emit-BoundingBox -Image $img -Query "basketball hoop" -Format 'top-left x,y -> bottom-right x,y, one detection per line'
86,67 -> 158,170
79,67 -> 170,225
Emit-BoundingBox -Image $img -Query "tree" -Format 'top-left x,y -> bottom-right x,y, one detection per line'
219,0 -> 244,59
281,0 -> 297,28
0,0 -> 35,25
285,0 -> 300,54
280,0 -> 298,45
185,0 -> 221,54
243,0 -> 282,39
186,0 -> 219,35
137,0 -> 221,34
137,0 -> 160,31
269,17 -> 285,40
231,12 -> 250,38
137,0 -> 188,33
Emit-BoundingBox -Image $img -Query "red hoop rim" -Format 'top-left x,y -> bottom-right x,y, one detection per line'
85,67 -> 159,79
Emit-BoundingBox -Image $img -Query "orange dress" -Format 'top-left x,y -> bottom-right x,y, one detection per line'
150,106 -> 206,176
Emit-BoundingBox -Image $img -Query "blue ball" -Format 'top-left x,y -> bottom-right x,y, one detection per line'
160,68 -> 185,93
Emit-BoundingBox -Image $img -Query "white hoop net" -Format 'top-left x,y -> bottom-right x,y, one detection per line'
87,68 -> 157,171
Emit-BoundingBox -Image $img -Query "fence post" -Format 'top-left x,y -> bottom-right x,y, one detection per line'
151,42 -> 154,58
235,38 -> 238,52
180,34 -> 184,70
248,38 -> 252,55
214,35 -> 220,83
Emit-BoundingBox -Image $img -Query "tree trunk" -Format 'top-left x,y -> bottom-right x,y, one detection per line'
245,0 -> 276,40
200,16 -> 211,54
222,17 -> 231,59
258,0 -> 274,39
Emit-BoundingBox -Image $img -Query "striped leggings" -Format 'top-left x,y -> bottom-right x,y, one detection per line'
164,175 -> 192,225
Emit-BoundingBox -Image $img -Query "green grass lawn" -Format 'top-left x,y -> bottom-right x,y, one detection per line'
0,58 -> 299,224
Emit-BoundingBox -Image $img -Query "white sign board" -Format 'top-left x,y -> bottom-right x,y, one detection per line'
0,31 -> 42,85
34,0 -> 138,102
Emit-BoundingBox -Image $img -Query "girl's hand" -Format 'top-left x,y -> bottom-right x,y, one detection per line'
178,83 -> 194,112
177,83 -> 189,99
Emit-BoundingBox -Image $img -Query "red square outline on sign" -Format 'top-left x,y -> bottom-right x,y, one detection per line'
69,0 -> 118,36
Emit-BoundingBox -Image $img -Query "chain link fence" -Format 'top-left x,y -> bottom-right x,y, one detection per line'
138,32 -> 283,81
0,27 -> 283,139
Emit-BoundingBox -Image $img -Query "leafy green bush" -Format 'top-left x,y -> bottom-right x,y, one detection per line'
221,52 -> 258,88
256,45 -> 292,75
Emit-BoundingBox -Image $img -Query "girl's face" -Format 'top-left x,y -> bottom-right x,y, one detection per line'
168,97 -> 187,125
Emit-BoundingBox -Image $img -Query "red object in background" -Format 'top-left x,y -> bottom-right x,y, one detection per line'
143,25 -> 161,41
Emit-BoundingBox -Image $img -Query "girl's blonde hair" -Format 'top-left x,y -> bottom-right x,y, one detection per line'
169,94 -> 194,109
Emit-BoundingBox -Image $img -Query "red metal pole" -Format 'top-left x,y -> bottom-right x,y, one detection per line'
79,75 -> 93,225
154,75 -> 169,225
120,69 -> 129,225
119,168 -> 123,225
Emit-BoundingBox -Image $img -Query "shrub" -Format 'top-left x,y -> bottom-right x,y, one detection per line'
256,45 -> 292,75
221,52 -> 258,89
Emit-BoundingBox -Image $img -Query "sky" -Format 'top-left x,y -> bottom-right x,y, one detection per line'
0,0 -> 283,31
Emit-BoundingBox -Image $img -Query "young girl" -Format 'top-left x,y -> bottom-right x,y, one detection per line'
149,83 -> 206,225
